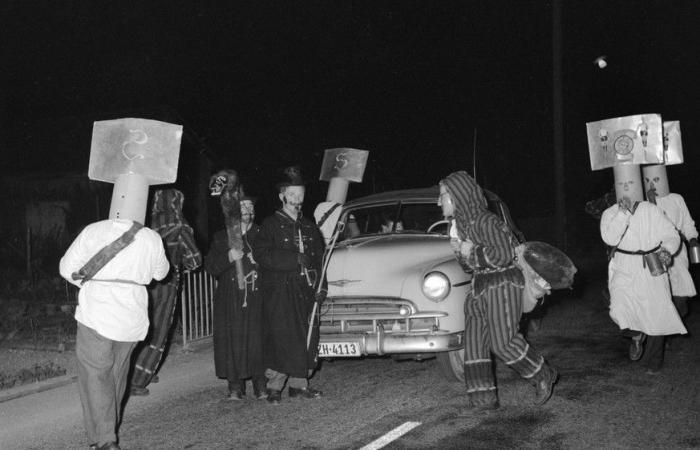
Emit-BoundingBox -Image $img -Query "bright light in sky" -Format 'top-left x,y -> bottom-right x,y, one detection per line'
594,55 -> 607,69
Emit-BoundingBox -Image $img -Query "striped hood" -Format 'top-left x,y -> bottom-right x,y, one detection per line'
440,171 -> 487,241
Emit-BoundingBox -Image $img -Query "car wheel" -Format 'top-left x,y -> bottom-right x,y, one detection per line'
437,348 -> 465,382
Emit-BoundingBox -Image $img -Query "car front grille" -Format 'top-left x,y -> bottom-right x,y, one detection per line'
319,296 -> 445,334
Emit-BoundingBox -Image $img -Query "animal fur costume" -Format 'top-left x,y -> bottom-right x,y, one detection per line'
440,171 -> 557,407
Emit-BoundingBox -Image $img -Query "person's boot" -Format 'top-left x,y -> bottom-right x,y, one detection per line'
253,378 -> 268,400
531,364 -> 558,405
227,379 -> 245,400
629,333 -> 646,361
466,390 -> 499,411
130,385 -> 150,396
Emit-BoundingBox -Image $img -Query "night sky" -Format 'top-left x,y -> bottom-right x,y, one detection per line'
4,1 -> 700,240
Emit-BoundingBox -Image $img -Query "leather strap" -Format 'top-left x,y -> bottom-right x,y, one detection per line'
71,222 -> 144,285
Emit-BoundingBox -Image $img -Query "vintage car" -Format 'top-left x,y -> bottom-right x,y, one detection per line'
318,185 -> 524,381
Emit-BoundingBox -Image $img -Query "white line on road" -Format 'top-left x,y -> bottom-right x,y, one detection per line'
359,421 -> 422,450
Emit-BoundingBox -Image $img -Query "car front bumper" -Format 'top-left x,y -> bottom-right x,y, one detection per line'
318,329 -> 463,357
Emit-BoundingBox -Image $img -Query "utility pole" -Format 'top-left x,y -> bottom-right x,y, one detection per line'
552,0 -> 566,249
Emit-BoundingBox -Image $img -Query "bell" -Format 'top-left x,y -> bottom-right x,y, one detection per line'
689,241 -> 700,264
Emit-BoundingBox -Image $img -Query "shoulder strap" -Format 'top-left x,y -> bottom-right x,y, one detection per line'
71,222 -> 144,285
317,202 -> 341,228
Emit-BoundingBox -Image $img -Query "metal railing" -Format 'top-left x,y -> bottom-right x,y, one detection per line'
180,269 -> 217,350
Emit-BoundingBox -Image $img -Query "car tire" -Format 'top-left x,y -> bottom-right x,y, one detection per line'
437,348 -> 465,383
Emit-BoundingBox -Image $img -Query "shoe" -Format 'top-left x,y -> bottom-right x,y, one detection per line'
151,374 -> 159,383
97,443 -> 120,450
226,389 -> 244,401
89,444 -> 98,450
253,385 -> 268,400
130,386 -> 150,396
288,387 -> 323,399
645,365 -> 662,375
466,391 -> 500,411
533,366 -> 559,406
629,334 -> 646,361
267,389 -> 281,404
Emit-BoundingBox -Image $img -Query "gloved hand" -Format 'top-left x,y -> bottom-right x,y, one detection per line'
689,237 -> 698,247
314,290 -> 327,303
228,248 -> 244,262
297,253 -> 312,268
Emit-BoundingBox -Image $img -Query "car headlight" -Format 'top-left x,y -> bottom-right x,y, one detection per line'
422,271 -> 451,302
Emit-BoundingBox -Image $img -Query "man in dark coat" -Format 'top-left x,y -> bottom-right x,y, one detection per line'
253,166 -> 326,404
130,189 -> 202,396
206,195 -> 267,400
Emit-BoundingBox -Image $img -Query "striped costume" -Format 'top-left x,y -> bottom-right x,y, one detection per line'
131,189 -> 202,390
441,171 -> 556,407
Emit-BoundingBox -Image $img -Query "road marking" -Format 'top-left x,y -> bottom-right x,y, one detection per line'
359,421 -> 422,450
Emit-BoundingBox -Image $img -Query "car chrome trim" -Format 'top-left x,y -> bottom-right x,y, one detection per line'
318,331 -> 463,356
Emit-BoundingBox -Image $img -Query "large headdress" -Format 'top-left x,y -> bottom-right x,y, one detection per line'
89,118 -> 183,224
586,113 -> 664,204
642,121 -> 683,203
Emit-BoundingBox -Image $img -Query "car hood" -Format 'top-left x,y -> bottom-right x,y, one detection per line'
326,234 -> 454,297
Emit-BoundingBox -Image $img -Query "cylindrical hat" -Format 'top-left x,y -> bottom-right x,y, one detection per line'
641,164 -> 670,202
108,172 -> 149,224
276,166 -> 305,190
613,165 -> 644,204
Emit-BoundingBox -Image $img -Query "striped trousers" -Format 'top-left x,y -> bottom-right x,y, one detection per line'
463,282 -> 544,400
131,271 -> 180,388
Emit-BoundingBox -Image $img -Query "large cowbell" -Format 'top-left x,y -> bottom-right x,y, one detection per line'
586,114 -> 664,171
88,118 -> 183,224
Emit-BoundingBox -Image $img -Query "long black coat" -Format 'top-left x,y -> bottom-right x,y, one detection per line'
205,227 -> 264,381
253,210 -> 325,378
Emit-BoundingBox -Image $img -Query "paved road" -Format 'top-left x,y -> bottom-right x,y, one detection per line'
2,274 -> 699,449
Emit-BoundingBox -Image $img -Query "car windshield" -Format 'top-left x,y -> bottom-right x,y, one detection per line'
338,202 -> 446,241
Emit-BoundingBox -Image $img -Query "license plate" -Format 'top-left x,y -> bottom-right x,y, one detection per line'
318,342 -> 361,357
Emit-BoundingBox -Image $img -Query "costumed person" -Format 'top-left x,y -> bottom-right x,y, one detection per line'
641,126 -> 697,352
59,118 -> 181,450
207,189 -> 266,400
207,171 -> 267,400
253,166 -> 326,404
601,164 -> 686,372
130,189 -> 202,396
439,171 -> 558,410
587,113 -> 686,373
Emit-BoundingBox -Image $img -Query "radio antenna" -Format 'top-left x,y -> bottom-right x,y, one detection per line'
472,127 -> 478,181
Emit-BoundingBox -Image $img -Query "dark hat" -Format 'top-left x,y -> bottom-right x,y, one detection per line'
276,165 -> 305,190
240,194 -> 257,204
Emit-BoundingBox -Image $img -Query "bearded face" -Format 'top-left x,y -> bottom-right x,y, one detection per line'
279,185 -> 305,216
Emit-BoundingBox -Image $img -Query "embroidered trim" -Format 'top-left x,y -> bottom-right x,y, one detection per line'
464,358 -> 492,365
505,343 -> 530,365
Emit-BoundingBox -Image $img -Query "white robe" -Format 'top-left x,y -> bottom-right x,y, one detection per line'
655,193 -> 698,297
601,202 -> 687,335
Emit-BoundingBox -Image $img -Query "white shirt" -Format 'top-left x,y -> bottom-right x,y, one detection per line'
59,219 -> 169,342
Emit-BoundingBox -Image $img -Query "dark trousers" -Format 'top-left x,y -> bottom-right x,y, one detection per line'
131,273 -> 179,388
640,335 -> 665,370
76,323 -> 137,446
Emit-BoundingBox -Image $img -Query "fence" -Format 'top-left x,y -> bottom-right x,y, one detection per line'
180,269 -> 217,350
